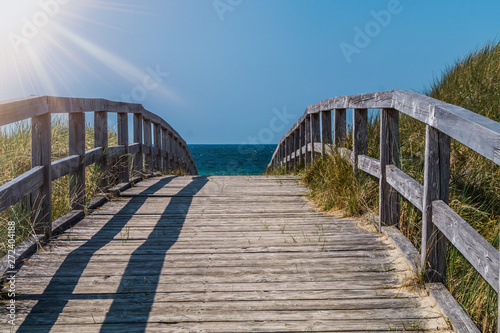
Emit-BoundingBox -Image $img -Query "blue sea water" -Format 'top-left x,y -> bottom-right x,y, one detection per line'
188,144 -> 276,176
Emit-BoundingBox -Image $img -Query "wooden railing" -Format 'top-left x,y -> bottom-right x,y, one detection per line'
0,95 -> 197,236
268,90 -> 500,327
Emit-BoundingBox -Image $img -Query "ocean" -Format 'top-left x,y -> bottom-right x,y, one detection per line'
188,144 -> 277,176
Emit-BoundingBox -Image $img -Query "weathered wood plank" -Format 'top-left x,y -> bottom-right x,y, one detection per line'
432,200 -> 499,292
69,112 -> 86,210
0,167 -> 44,214
51,155 -> 80,181
31,113 -> 52,235
117,113 -> 129,183
0,96 -> 48,127
94,111 -> 108,191
84,147 -> 104,168
353,108 -> 368,170
334,108 -> 346,147
357,155 -> 380,178
132,113 -> 143,177
379,108 -> 399,228
385,165 -> 424,212
422,126 -> 450,282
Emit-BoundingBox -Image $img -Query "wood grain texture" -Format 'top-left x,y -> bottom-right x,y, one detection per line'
353,108 -> 368,170
0,167 -> 44,214
427,283 -> 480,333
117,113 -> 129,184
357,155 -> 380,178
94,111 -> 108,191
432,200 -> 498,292
132,113 -> 143,177
385,165 -> 424,212
0,96 -> 48,127
304,115 -> 311,166
5,176 -> 450,332
31,113 -> 52,235
143,119 -> 152,174
310,113 -> 320,163
422,126 -> 450,283
379,108 -> 399,228
51,155 -> 80,181
69,112 -> 86,210
334,108 -> 347,147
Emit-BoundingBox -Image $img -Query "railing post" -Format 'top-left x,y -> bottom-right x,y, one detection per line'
161,128 -> 168,173
31,113 -> 52,236
117,113 -> 129,183
143,119 -> 152,174
299,121 -> 305,167
305,115 -> 311,167
168,131 -> 174,173
285,135 -> 291,171
294,128 -> 301,169
310,113 -> 320,163
321,110 -> 332,156
94,111 -> 108,191
173,137 -> 179,172
353,108 -> 368,171
290,132 -> 296,169
379,108 -> 399,229
69,112 -> 85,210
132,113 -> 143,177
422,126 -> 450,282
334,109 -> 346,148
153,123 -> 161,172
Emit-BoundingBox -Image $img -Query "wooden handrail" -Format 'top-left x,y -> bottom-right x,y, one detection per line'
0,96 -> 198,235
268,90 -> 500,328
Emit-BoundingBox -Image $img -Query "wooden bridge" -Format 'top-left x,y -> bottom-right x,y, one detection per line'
0,92 -> 498,332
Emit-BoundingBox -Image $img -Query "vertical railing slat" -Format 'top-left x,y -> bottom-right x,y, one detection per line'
310,113 -> 320,163
379,108 -> 399,229
31,113 -> 52,236
132,113 -> 143,177
305,115 -> 311,167
117,113 -> 129,183
334,109 -> 346,148
422,125 -> 450,282
353,108 -> 368,171
153,123 -> 161,172
320,110 -> 332,156
143,119 -> 152,174
69,112 -> 85,210
94,111 -> 108,191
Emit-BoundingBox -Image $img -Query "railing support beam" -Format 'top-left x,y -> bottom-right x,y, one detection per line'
69,112 -> 85,210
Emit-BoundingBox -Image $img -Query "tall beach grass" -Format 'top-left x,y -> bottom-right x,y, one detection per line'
300,42 -> 500,332
0,117 -> 118,258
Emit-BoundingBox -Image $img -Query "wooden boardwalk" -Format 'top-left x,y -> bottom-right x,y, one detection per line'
5,176 -> 450,332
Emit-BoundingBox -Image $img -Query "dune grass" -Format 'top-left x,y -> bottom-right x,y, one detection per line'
299,42 -> 500,332
0,117 -> 118,258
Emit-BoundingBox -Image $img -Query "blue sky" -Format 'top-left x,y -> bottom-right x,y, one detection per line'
1,0 -> 500,143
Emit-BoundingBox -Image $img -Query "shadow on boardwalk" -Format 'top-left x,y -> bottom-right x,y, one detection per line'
18,176 -> 209,333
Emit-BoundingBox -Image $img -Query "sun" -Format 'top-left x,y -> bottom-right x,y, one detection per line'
0,1 -> 170,100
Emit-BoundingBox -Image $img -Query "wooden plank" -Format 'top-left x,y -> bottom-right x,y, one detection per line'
132,113 -> 143,177
107,146 -> 126,158
153,123 -> 161,172
143,119 -> 152,173
51,155 -> 80,181
385,165 -> 424,212
334,108 -> 346,147
310,113 -> 320,163
432,200 -> 499,292
394,90 -> 500,165
0,167 -> 44,214
84,147 -> 104,168
427,283 -> 481,333
161,128 -> 168,173
117,113 -> 129,183
31,113 -> 52,236
353,108 -> 368,170
379,108 -> 399,228
320,110 -> 332,155
304,115 -> 311,166
94,111 -> 108,191
127,143 -> 141,155
0,96 -> 48,127
357,155 -> 380,178
422,126 -> 450,282
48,96 -> 106,114
69,112 -> 86,210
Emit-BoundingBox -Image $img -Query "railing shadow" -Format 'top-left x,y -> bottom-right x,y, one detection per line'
17,176 -> 209,332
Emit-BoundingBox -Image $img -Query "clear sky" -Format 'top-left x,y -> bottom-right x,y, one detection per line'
1,0 -> 499,143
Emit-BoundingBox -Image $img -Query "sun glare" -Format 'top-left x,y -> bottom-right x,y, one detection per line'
0,1 -> 170,101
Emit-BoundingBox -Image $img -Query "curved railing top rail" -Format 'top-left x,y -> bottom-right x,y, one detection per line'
0,95 -> 189,148
272,90 -> 500,166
